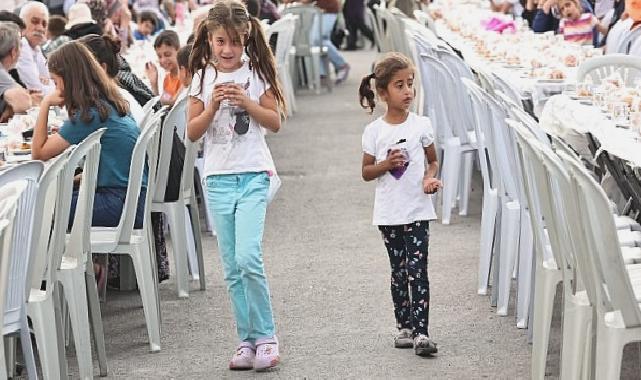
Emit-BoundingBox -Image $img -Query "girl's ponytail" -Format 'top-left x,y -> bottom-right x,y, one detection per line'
189,20 -> 213,96
359,73 -> 377,113
247,16 -> 287,117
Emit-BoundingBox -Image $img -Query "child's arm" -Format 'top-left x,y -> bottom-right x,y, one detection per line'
592,15 -> 609,35
227,85 -> 281,133
423,144 -> 442,194
362,151 -> 404,181
186,84 -> 226,141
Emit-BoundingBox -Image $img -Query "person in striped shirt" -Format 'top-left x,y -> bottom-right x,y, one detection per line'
558,0 -> 608,45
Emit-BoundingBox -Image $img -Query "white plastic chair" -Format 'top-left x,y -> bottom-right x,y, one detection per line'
366,8 -> 383,52
577,54 -> 641,86
0,161 -> 43,379
140,96 -> 161,129
27,150 -> 74,380
266,14 -> 297,116
462,79 -> 500,297
282,5 -> 331,94
90,119 -> 163,352
419,54 -> 478,225
0,181 -> 27,380
152,96 -> 206,298
57,128 -> 108,379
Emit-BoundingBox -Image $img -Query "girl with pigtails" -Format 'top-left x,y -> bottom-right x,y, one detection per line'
186,0 -> 286,371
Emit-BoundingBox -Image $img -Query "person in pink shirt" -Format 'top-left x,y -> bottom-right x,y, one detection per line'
558,0 -> 608,44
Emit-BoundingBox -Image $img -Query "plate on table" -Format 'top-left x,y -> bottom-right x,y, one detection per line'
10,149 -> 31,156
537,78 -> 566,83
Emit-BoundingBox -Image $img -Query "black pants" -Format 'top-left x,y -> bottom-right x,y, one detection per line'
379,221 -> 431,337
343,6 -> 374,49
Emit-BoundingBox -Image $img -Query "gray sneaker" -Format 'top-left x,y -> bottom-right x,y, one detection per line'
394,329 -> 414,348
414,334 -> 438,356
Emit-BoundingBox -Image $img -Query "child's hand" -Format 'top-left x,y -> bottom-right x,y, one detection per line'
144,62 -> 158,84
43,89 -> 64,107
224,84 -> 251,109
423,177 -> 442,194
211,83 -> 227,111
384,149 -> 406,171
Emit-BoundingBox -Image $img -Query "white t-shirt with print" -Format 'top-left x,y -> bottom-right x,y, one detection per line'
189,61 -> 274,178
362,112 -> 437,226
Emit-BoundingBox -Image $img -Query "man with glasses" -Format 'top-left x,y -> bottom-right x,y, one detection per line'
16,1 -> 55,95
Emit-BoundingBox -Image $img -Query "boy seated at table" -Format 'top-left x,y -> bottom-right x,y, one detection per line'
144,30 -> 182,106
133,11 -> 159,41
558,0 -> 608,45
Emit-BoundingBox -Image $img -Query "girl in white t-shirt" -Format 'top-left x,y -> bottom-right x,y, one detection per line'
186,0 -> 286,372
359,52 -> 442,357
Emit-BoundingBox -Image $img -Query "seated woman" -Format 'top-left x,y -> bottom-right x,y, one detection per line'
31,41 -> 145,282
79,34 -> 145,125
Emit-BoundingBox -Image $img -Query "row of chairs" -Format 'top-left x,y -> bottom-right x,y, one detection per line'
0,96 -> 208,378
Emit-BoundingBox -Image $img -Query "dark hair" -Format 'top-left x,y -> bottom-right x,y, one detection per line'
79,34 -> 121,78
190,0 -> 286,116
48,15 -> 67,38
245,0 -> 261,18
0,11 -> 26,30
138,11 -> 157,28
154,29 -> 180,50
177,44 -> 192,70
359,52 -> 414,113
48,41 -> 129,123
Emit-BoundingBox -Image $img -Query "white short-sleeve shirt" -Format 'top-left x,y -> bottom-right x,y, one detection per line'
362,112 -> 437,226
189,61 -> 274,178
606,18 -> 641,56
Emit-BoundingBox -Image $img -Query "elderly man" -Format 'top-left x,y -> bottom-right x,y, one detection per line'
16,1 -> 55,95
0,22 -> 31,121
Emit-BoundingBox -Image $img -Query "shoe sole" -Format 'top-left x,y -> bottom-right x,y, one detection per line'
229,365 -> 254,371
254,357 -> 280,372
414,346 -> 438,356
394,342 -> 414,349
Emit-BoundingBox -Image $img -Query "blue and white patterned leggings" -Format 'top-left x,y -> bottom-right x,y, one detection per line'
379,221 -> 431,337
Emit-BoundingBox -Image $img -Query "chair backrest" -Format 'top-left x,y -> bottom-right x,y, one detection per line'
153,95 -> 188,202
66,128 -> 106,266
413,9 -> 436,34
0,181 -> 26,332
366,7 -> 383,52
0,162 -> 43,327
377,7 -> 407,54
490,73 -> 523,107
462,78 -> 496,191
266,14 -> 297,66
282,5 -> 321,55
114,118 -> 161,245
576,54 -> 641,86
181,137 -> 200,200
28,149 -> 72,292
437,48 -> 476,132
140,95 -> 161,128
420,54 -> 473,146
560,150 -> 641,327
495,91 -> 550,145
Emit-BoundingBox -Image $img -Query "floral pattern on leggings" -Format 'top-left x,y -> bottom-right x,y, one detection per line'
379,220 -> 430,337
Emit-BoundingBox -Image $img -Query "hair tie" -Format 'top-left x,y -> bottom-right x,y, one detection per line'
368,73 -> 376,80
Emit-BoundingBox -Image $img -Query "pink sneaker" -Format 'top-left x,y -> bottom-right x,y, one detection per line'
229,342 -> 255,370
254,336 -> 280,371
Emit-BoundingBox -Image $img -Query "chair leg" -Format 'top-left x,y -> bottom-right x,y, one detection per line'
85,270 -> 108,377
29,297 -> 63,380
19,311 -> 38,380
595,323 -> 624,380
478,188 -> 498,295
61,269 -> 94,380
188,200 -> 206,291
497,200 -> 520,316
560,296 -> 592,380
166,205 -> 190,299
458,152 -> 474,216
516,213 -> 534,329
441,144 -> 462,225
130,243 -> 161,352
3,336 -> 13,379
530,268 -> 560,380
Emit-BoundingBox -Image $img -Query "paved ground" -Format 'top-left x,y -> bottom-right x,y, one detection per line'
54,49 -> 641,379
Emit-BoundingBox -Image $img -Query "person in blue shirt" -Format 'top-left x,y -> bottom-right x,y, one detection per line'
31,41 -> 144,283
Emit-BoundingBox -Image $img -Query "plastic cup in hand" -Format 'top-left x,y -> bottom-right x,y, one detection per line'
388,139 -> 409,180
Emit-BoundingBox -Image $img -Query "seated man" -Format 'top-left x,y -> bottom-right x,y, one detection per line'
17,1 -> 55,95
0,22 -> 31,122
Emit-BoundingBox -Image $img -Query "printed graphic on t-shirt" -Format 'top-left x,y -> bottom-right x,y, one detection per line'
209,78 -> 251,144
